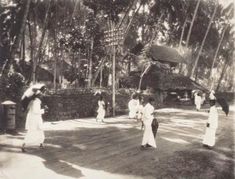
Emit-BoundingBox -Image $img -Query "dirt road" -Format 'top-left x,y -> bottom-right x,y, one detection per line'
0,106 -> 234,179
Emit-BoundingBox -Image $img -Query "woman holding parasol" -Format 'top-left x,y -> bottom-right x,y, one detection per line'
21,84 -> 47,152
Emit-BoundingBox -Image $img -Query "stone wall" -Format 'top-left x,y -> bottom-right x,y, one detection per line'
41,88 -> 166,121
42,89 -> 133,121
12,88 -> 234,129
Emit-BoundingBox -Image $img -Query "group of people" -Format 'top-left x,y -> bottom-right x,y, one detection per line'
128,94 -> 158,149
20,85 -> 220,152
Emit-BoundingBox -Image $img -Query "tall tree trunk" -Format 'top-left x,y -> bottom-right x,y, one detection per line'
216,60 -> 228,91
36,0 -> 51,64
32,0 -> 51,84
32,8 -> 37,83
186,0 -> 201,47
179,18 -> 188,48
91,57 -> 106,86
190,3 -> 218,79
100,65 -> 103,88
178,18 -> 188,73
209,25 -> 228,80
117,0 -> 136,28
127,56 -> 131,74
88,38 -> 94,87
2,0 -> 31,76
124,1 -> 143,38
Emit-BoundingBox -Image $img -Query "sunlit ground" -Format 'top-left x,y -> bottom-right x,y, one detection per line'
0,105 -> 234,179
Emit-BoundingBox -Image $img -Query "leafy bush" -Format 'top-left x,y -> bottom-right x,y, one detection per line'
0,72 -> 25,102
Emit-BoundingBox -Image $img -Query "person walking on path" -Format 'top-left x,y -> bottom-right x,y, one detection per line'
96,95 -> 106,123
194,92 -> 202,111
202,99 -> 218,149
128,94 -> 139,119
141,97 -> 157,149
22,90 -> 45,152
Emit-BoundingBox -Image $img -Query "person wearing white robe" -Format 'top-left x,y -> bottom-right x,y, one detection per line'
22,91 -> 45,152
141,98 -> 157,149
128,94 -> 139,119
202,100 -> 218,148
96,96 -> 106,123
194,93 -> 202,111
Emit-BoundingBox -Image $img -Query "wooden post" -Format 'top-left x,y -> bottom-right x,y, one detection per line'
111,22 -> 116,116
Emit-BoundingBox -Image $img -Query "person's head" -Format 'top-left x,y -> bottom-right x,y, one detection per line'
209,100 -> 216,106
148,97 -> 155,105
40,86 -> 46,94
139,96 -> 144,103
31,90 -> 43,100
132,93 -> 137,100
99,95 -> 103,101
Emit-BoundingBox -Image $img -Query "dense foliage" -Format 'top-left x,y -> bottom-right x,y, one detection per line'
0,0 -> 234,93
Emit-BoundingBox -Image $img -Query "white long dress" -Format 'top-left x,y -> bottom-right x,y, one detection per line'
202,105 -> 218,147
141,103 -> 157,148
24,98 -> 45,145
194,94 -> 202,110
128,99 -> 139,119
96,100 -> 105,122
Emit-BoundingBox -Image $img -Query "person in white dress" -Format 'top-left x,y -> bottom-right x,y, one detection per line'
202,99 -> 218,149
194,92 -> 202,111
128,94 -> 139,119
22,90 -> 45,152
96,96 -> 106,123
141,97 -> 157,149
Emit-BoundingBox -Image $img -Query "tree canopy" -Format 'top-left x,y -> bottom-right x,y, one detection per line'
0,0 -> 234,94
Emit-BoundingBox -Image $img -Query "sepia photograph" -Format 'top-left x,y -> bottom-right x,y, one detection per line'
0,0 -> 234,178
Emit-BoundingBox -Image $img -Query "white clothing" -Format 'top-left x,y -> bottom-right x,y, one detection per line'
203,105 -> 218,147
201,94 -> 206,105
137,104 -> 144,121
141,103 -> 157,148
24,98 -> 45,145
209,91 -> 216,100
128,99 -> 139,118
194,94 -> 202,110
96,100 -> 105,121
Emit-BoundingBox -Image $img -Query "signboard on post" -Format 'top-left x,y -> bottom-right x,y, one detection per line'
104,26 -> 124,116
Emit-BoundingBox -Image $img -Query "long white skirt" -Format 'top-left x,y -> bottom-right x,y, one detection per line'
97,108 -> 105,121
196,103 -> 201,110
24,130 -> 45,145
142,123 -> 157,148
24,114 -> 45,146
202,127 -> 216,147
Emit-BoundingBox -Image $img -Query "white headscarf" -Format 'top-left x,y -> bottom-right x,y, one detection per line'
209,90 -> 216,100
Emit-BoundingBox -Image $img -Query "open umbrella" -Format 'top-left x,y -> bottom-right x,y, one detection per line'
21,83 -> 46,111
209,90 -> 229,116
216,98 -> 229,116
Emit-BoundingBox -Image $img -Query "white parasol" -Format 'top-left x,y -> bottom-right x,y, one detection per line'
21,83 -> 46,111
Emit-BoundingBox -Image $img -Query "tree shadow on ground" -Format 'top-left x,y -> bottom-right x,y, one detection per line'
1,108 -> 234,179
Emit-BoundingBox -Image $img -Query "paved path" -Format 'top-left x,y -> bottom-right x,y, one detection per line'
0,106 -> 234,179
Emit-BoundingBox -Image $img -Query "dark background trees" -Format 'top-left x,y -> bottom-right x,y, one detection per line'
0,0 -> 234,99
